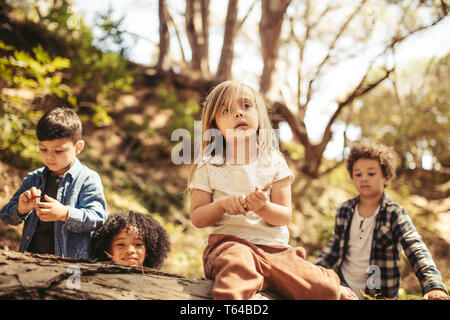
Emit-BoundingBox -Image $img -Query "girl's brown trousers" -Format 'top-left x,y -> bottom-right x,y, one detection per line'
203,234 -> 341,300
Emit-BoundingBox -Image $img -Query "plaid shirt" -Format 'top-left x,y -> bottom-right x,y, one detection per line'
316,193 -> 447,299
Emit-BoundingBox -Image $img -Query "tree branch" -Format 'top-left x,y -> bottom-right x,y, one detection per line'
318,67 -> 394,157
305,0 -> 368,105
440,0 -> 448,16
272,101 -> 309,147
167,9 -> 187,65
237,1 -> 256,31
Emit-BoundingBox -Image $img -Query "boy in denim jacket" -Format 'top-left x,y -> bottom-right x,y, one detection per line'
1,107 -> 107,259
316,143 -> 448,300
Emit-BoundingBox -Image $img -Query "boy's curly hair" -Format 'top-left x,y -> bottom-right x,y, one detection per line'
91,210 -> 171,269
346,143 -> 397,181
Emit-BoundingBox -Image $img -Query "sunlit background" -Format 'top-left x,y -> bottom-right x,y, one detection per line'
73,0 -> 450,166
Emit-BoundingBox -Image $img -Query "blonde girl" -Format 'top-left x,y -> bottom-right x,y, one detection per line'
188,80 -> 356,300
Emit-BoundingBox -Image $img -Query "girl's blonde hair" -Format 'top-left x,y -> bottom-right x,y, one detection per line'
187,80 -> 277,189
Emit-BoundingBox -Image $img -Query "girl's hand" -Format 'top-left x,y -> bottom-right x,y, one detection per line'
246,187 -> 268,212
17,187 -> 41,215
339,286 -> 358,300
219,195 -> 247,215
35,194 -> 69,222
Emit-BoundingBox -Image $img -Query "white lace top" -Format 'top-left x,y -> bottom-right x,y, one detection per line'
191,150 -> 294,246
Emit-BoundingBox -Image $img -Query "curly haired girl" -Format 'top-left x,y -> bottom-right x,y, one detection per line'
91,210 -> 170,268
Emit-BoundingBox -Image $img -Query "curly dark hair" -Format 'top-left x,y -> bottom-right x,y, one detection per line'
91,211 -> 171,269
346,142 -> 397,181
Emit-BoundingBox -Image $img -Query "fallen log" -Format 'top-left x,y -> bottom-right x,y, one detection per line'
0,249 -> 278,300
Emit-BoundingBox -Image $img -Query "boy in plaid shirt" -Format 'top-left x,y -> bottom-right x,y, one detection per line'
316,143 -> 448,299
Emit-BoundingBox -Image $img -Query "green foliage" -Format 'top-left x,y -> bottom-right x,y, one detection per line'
359,291 -> 381,300
0,41 -> 74,101
45,0 -> 77,28
282,140 -> 305,161
391,175 -> 411,198
0,98 -> 41,168
343,53 -> 450,170
0,40 -> 75,167
0,0 -> 136,166
6,0 -> 134,127
162,223 -> 208,278
397,288 -> 422,300
94,5 -> 133,57
156,86 -> 201,137
48,2 -> 135,127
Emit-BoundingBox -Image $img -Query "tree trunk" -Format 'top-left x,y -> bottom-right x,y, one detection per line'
215,0 -> 239,80
185,0 -> 210,76
259,0 -> 290,95
157,0 -> 170,71
200,0 -> 210,74
0,249 -> 278,300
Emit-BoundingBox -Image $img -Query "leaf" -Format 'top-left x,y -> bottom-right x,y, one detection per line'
49,57 -> 71,70
0,64 -> 12,81
67,95 -> 77,106
0,40 -> 14,51
50,75 -> 62,87
33,45 -> 50,64
12,76 -> 37,88
12,51 -> 32,68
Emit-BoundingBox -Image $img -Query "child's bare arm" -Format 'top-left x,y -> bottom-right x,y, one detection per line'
190,188 -> 246,228
251,177 -> 292,226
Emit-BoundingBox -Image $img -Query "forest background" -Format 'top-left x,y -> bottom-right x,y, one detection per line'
0,0 -> 449,299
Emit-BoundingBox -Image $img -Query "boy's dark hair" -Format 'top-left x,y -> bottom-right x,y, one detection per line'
346,143 -> 397,180
91,210 -> 171,269
36,107 -> 82,143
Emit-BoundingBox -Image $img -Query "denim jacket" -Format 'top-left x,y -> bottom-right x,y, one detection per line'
316,193 -> 447,299
0,158 -> 107,259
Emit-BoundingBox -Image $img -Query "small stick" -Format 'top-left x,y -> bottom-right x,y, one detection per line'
262,182 -> 272,192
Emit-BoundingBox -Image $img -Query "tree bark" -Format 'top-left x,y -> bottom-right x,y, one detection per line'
259,0 -> 290,95
215,0 -> 239,80
157,0 -> 170,71
0,249 -> 278,300
185,0 -> 210,76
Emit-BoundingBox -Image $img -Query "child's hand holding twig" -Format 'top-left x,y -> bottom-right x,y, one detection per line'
17,186 -> 41,215
245,187 -> 268,212
220,195 -> 247,215
35,194 -> 69,222
339,286 -> 358,300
